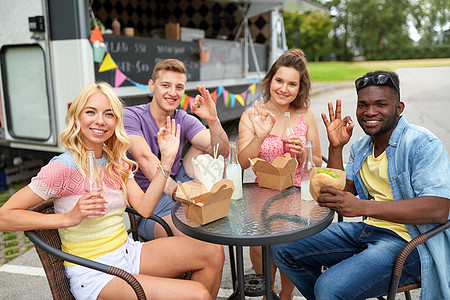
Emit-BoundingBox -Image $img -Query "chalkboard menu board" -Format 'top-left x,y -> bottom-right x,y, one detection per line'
95,35 -> 200,86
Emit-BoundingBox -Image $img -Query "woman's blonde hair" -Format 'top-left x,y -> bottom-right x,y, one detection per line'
59,82 -> 136,202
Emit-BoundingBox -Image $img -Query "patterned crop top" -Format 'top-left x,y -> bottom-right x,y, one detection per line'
28,151 -> 131,266
257,111 -> 307,186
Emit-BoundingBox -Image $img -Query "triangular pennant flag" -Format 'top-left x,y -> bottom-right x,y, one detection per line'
114,69 -> 127,88
210,90 -> 217,104
230,93 -> 236,108
183,95 -> 191,111
90,26 -> 104,42
222,90 -> 228,106
250,83 -> 256,96
98,53 -> 117,72
217,86 -> 225,99
241,91 -> 247,105
235,94 -> 245,106
93,46 -> 105,63
180,94 -> 186,109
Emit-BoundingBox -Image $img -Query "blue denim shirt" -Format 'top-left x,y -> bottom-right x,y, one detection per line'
345,116 -> 450,300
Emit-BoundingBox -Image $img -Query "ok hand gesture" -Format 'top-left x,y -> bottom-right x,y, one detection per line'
249,99 -> 275,139
157,116 -> 180,167
191,85 -> 218,124
321,99 -> 354,148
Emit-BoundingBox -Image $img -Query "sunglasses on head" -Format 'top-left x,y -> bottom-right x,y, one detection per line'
355,73 -> 400,96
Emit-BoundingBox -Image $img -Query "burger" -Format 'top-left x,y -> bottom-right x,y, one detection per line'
309,167 -> 346,201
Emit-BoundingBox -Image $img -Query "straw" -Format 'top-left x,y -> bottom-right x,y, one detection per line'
177,181 -> 191,202
213,143 -> 219,159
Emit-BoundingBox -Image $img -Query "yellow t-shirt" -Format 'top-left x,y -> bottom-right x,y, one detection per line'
360,149 -> 412,242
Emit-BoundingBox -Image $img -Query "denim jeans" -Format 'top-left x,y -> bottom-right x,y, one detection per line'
272,222 -> 420,300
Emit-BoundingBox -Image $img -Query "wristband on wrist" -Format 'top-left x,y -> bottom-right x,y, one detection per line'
158,163 -> 171,178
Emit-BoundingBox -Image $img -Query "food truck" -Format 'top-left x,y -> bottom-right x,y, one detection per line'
0,0 -> 287,179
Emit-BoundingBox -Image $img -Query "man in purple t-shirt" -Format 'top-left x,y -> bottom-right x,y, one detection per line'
124,59 -> 229,240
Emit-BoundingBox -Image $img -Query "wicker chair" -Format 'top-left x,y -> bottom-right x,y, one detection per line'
379,219 -> 450,300
25,200 -> 174,300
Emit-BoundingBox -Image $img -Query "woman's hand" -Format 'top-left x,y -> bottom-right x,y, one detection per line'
157,116 -> 180,167
285,135 -> 305,163
249,99 -> 275,138
67,192 -> 107,225
321,99 -> 354,149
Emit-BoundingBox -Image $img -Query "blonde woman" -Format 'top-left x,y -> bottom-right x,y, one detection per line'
0,82 -> 223,300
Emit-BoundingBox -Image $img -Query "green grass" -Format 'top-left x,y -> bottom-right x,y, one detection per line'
1,182 -> 33,265
308,58 -> 450,82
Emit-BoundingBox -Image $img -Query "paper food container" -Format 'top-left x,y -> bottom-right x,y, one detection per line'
250,153 -> 298,191
309,167 -> 346,201
175,179 -> 234,225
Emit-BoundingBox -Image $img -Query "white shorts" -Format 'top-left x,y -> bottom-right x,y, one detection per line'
65,237 -> 144,300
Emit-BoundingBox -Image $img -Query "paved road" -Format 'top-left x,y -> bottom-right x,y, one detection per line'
2,67 -> 447,299
309,67 -> 450,163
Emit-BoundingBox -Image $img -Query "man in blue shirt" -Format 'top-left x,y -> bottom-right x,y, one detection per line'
272,70 -> 450,299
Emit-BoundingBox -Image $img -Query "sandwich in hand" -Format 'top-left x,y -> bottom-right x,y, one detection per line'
309,167 -> 346,201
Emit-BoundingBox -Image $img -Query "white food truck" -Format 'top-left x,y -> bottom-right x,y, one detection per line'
0,0 -> 287,182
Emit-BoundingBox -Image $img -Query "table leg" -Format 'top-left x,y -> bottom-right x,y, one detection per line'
228,246 -> 236,291
236,246 -> 245,300
262,245 -> 281,300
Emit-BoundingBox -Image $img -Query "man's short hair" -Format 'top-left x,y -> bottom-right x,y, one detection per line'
151,59 -> 187,81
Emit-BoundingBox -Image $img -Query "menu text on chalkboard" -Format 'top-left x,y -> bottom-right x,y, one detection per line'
95,35 -> 200,87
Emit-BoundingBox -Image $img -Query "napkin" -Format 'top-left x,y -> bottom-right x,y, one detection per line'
192,154 -> 224,190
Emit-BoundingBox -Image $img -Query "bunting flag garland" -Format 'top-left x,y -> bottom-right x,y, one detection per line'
210,90 -> 217,104
222,90 -> 229,106
134,82 -> 148,91
92,45 -> 105,63
89,7 -> 258,110
216,86 -> 224,99
230,93 -> 236,108
235,93 -> 245,106
98,53 -> 117,72
114,69 -> 127,88
90,26 -> 103,42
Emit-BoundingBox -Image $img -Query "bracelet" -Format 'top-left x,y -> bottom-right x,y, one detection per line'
158,163 -> 171,178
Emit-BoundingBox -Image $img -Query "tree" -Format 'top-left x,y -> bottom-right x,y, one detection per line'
411,0 -> 450,46
351,0 -> 412,58
283,11 -> 333,61
318,0 -> 416,60
300,12 -> 334,61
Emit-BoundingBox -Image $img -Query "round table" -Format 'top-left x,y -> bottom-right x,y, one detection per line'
172,183 -> 334,300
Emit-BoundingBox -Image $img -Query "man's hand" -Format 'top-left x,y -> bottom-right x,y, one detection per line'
249,99 -> 275,138
316,186 -> 365,218
191,85 -> 218,124
157,116 -> 180,167
321,99 -> 354,148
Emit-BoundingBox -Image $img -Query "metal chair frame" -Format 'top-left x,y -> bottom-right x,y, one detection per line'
25,200 -> 174,300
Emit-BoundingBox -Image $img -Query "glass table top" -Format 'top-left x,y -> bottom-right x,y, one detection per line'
173,183 -> 334,246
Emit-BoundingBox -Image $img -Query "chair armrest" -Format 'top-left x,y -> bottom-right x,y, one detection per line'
387,219 -> 450,300
25,230 -> 147,300
126,206 -> 174,238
